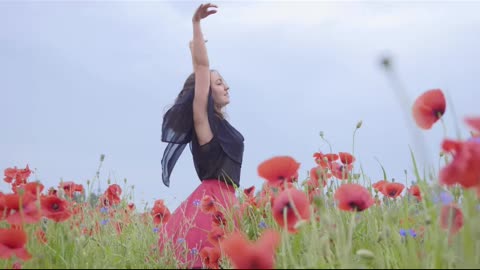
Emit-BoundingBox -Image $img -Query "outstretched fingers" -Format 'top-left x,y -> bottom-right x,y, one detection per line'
193,3 -> 218,21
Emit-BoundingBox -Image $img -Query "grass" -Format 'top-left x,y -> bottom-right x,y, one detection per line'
1,143 -> 479,269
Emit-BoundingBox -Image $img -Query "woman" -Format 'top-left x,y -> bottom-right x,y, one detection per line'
158,3 -> 244,268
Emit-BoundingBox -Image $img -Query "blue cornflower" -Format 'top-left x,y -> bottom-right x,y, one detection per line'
433,191 -> 453,205
409,229 -> 417,238
440,192 -> 454,205
153,227 -> 160,233
100,207 -> 109,214
190,248 -> 198,255
101,219 -> 109,225
399,229 -> 407,237
177,238 -> 185,244
258,221 -> 267,229
193,199 -> 201,207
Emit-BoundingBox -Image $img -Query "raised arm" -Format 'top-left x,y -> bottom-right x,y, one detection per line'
191,3 -> 217,146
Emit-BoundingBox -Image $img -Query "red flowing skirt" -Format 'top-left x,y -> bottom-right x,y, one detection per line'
158,179 -> 238,268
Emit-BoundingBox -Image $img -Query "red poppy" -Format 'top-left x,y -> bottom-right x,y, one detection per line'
408,185 -> 422,202
101,184 -> 121,206
59,181 -> 84,198
308,166 -> 328,189
3,166 -> 31,186
440,204 -> 463,234
0,228 -> 31,260
3,168 -> 17,184
48,188 -> 58,197
244,185 -> 255,198
380,182 -> 405,198
334,183 -> 374,212
324,153 -> 339,162
0,193 -> 36,212
128,203 -> 135,211
329,162 -> 352,180
106,184 -> 121,196
465,116 -> 480,133
212,210 -> 227,228
440,139 -> 480,188
307,188 -> 323,205
243,186 -> 257,206
201,195 -> 217,214
151,200 -> 171,225
200,246 -> 221,269
220,229 -> 280,269
12,182 -> 44,197
338,152 -> 355,165
271,188 -> 310,233
372,180 -> 387,192
6,199 -> 42,225
313,152 -> 329,168
36,229 -> 47,245
258,156 -> 300,187
207,226 -> 225,247
40,195 -> 71,222
408,185 -> 422,201
412,89 -> 446,129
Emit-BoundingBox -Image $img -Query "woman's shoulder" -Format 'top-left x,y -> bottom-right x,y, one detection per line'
220,118 -> 244,141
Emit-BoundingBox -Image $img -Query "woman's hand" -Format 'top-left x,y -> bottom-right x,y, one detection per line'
192,3 -> 218,23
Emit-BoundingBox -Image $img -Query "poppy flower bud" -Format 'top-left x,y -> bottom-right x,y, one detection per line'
356,249 -> 375,259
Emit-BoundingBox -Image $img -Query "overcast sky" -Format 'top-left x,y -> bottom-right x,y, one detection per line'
1,0 -> 479,211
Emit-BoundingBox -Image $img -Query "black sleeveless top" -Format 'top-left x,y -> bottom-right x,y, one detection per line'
161,87 -> 244,188
191,116 -> 244,187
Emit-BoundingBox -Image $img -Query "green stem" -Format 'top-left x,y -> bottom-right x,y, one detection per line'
352,127 -> 358,157
439,118 -> 450,166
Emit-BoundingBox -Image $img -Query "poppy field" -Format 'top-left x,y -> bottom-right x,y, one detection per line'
1,88 -> 480,269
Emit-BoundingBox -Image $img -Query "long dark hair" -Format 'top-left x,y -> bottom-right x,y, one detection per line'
175,72 -> 195,104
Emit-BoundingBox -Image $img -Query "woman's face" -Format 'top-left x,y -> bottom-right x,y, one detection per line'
210,71 -> 230,108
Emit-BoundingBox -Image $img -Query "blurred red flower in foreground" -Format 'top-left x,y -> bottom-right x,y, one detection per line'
0,228 -> 31,261
200,246 -> 221,269
412,89 -> 446,130
440,204 -> 464,235
440,139 -> 480,188
257,156 -> 300,187
334,183 -> 374,212
465,116 -> 480,133
221,229 -> 280,269
272,188 -> 310,233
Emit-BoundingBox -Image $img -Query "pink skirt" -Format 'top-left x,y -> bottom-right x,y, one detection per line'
158,179 -> 238,268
